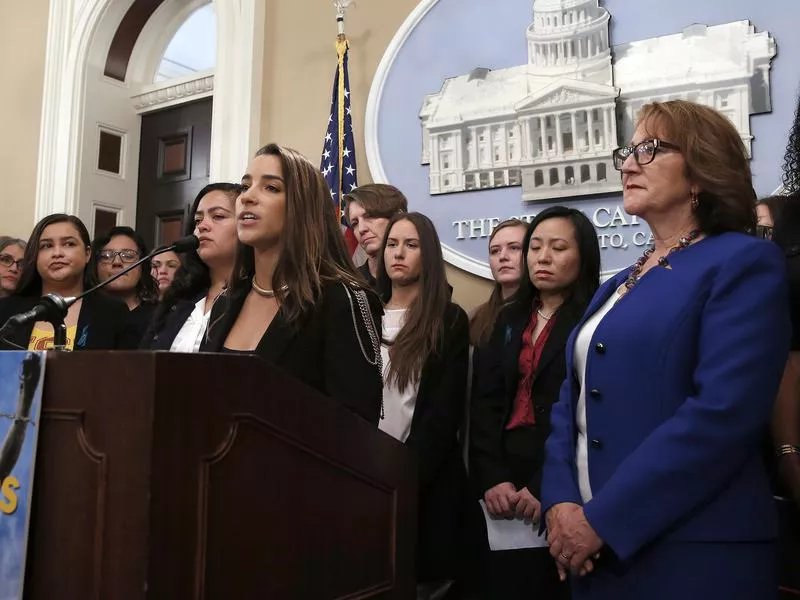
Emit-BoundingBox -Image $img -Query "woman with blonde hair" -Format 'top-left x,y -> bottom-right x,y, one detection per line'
469,218 -> 528,347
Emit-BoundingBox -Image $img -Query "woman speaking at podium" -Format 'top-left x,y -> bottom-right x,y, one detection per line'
0,214 -> 137,351
202,143 -> 383,425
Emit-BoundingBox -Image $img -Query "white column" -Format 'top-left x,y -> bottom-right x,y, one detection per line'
503,123 -> 510,163
455,131 -> 463,173
605,107 -> 614,149
570,111 -> 577,153
555,114 -> 563,155
469,126 -> 478,168
539,116 -> 547,156
587,108 -> 595,151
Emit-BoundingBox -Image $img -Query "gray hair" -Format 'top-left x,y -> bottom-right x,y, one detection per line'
0,236 -> 26,254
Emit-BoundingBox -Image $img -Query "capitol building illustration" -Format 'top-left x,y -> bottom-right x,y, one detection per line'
419,0 -> 776,201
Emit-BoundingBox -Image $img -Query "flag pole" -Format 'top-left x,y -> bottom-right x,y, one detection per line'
333,0 -> 354,202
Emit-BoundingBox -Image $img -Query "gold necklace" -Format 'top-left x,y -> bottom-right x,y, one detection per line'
251,277 -> 287,298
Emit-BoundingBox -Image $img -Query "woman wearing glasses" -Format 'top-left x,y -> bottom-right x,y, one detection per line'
0,237 -> 26,298
91,226 -> 159,343
0,214 -> 138,350
541,100 -> 790,599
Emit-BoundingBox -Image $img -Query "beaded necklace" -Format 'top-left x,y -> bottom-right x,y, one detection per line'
621,229 -> 700,294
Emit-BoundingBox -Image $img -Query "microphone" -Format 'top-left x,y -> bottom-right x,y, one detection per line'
2,293 -> 71,330
0,235 -> 200,343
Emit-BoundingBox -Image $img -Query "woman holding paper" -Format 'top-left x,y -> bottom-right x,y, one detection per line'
470,206 -> 600,599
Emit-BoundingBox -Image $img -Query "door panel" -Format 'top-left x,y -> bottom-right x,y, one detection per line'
137,98 -> 212,248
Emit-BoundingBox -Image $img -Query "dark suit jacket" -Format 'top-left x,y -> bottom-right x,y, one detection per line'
470,297 -> 586,499
403,302 -> 473,582
0,292 -> 139,350
201,280 -> 383,425
140,291 -> 206,350
542,233 -> 790,563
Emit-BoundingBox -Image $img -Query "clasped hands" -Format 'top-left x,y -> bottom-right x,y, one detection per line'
484,481 -> 541,523
546,502 -> 604,581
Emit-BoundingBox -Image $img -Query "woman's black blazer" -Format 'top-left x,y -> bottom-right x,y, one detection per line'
201,280 -> 383,425
139,291 -> 207,350
404,302 -> 473,581
0,292 -> 140,350
469,297 -> 586,499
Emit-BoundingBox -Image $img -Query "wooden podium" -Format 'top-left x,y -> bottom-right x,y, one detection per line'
23,352 -> 416,599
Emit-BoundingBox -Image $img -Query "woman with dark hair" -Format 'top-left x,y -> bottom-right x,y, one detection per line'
202,143 -> 383,424
151,250 -> 180,300
0,236 -> 26,298
375,211 -> 473,598
0,214 -> 136,350
91,226 -> 158,342
140,183 -> 240,351
757,195 -> 788,240
470,206 -> 600,599
542,100 -> 789,599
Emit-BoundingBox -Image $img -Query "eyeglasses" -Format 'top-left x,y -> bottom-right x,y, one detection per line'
755,225 -> 774,240
98,249 -> 140,264
612,139 -> 681,171
0,254 -> 23,270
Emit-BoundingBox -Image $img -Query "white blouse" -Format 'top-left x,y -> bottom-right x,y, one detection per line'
378,309 -> 419,443
574,291 -> 620,503
169,296 -> 211,353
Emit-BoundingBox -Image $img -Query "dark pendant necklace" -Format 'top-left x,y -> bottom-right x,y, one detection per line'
621,229 -> 700,294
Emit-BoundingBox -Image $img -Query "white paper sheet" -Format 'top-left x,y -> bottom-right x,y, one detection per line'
479,500 -> 549,551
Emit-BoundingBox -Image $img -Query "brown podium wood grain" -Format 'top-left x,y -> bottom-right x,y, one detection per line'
23,351 -> 416,599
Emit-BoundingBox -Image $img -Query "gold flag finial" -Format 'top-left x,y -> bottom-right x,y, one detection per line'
333,0 -> 356,36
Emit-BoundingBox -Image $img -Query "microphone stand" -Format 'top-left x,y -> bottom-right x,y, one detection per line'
0,238 -> 197,351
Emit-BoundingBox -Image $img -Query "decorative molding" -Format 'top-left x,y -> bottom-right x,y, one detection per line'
36,0 -> 265,225
131,73 -> 214,113
35,0 -> 107,220
210,0 -> 265,182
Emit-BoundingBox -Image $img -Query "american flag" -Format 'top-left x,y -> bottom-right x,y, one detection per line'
321,36 -> 361,257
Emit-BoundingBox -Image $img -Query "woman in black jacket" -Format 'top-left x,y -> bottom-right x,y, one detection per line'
202,143 -> 383,425
0,214 -> 137,350
375,211 -> 475,598
470,206 -> 600,599
140,183 -> 241,351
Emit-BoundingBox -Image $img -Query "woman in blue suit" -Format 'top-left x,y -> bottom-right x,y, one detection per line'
541,99 -> 791,599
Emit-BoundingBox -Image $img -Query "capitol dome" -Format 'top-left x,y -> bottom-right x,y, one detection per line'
526,0 -> 611,83
533,0 -> 594,14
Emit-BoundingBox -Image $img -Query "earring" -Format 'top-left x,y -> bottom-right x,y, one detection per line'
690,192 -> 699,210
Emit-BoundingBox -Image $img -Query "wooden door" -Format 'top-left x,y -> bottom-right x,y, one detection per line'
136,98 -> 212,248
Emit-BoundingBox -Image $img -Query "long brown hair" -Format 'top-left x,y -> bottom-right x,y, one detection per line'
377,212 -> 450,393
228,143 -> 367,325
637,100 -> 756,234
469,218 -> 527,346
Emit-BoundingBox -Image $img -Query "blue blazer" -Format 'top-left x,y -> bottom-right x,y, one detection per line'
540,232 -> 790,562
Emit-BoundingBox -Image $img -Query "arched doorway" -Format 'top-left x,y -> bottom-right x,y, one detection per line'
35,0 -> 265,241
